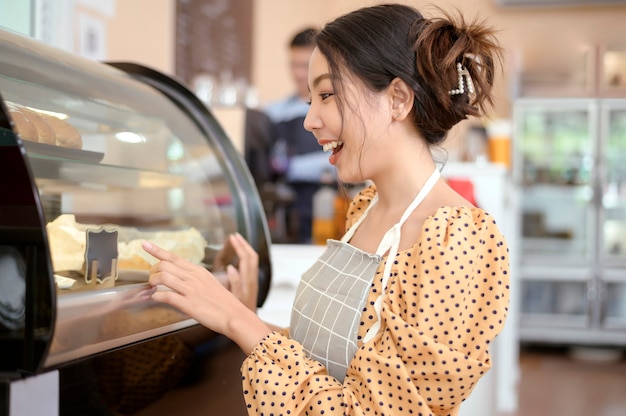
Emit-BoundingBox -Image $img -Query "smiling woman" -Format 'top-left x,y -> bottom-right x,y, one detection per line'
142,4 -> 510,416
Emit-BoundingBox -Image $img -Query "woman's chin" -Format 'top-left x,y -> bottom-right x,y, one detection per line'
336,169 -> 362,185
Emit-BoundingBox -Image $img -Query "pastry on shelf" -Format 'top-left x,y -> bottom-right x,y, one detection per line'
7,102 -> 83,149
46,214 -> 208,287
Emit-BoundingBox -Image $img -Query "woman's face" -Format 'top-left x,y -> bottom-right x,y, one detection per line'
304,48 -> 393,184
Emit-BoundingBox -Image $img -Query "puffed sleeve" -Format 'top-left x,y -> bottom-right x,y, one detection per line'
347,207 -> 510,415
241,206 -> 510,416
345,184 -> 377,232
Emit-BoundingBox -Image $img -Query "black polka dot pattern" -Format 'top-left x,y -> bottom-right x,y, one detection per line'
241,185 -> 510,416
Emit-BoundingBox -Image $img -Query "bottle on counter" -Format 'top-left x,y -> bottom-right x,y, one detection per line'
333,189 -> 351,239
312,169 -> 337,245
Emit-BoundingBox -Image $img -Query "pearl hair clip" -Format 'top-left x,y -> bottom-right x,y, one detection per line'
448,62 -> 475,96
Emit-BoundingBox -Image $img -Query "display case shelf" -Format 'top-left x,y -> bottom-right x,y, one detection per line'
29,157 -> 185,191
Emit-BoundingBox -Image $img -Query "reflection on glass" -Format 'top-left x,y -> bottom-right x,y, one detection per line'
26,80 -> 243,364
603,48 -> 626,89
605,282 -> 626,321
518,104 -> 594,260
522,280 -> 587,316
602,107 -> 626,260
0,246 -> 26,332
0,27 -> 271,374
521,110 -> 592,186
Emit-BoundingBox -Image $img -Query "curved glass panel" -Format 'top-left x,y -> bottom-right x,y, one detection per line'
0,29 -> 270,369
0,118 -> 55,374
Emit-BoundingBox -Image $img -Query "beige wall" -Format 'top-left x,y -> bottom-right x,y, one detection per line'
104,0 -> 626,119
106,0 -> 175,74
253,0 -> 626,118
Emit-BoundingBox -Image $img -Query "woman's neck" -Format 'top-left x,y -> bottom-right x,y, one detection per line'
371,152 -> 438,212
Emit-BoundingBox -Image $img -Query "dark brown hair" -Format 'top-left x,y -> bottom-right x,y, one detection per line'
290,28 -> 318,48
315,3 -> 502,145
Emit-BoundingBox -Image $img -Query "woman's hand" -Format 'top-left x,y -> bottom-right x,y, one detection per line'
224,232 -> 259,312
142,234 -> 270,354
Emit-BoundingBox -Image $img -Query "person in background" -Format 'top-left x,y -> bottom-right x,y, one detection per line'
264,27 -> 317,128
242,108 -> 276,192
143,4 -> 510,415
264,27 -> 332,244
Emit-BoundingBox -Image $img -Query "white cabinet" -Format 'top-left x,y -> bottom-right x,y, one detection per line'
514,98 -> 626,345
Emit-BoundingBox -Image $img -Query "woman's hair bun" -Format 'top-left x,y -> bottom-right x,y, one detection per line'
412,9 -> 502,127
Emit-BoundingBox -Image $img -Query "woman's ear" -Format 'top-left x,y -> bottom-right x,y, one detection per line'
389,77 -> 414,121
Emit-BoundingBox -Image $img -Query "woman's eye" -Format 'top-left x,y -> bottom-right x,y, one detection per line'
320,93 -> 334,101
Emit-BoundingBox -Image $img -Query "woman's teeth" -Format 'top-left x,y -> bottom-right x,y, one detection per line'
322,140 -> 343,152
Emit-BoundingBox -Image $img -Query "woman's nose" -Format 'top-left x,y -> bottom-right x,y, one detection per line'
303,107 -> 319,133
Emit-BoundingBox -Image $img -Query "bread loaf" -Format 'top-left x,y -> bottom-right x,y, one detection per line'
39,113 -> 83,149
117,256 -> 152,271
8,107 -> 38,142
7,103 -> 83,149
22,108 -> 56,145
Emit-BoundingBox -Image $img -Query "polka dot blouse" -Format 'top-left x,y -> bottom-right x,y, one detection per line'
241,185 -> 510,416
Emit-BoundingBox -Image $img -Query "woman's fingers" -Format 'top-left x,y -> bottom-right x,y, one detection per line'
227,264 -> 242,304
227,264 -> 255,312
230,233 -> 259,279
143,241 -> 204,277
227,263 -> 241,289
148,268 -> 187,292
213,271 -> 230,288
142,241 -> 178,262
226,233 -> 259,311
144,235 -> 256,305
141,233 -> 270,344
150,287 -> 197,320
150,286 -> 181,305
233,232 -> 258,261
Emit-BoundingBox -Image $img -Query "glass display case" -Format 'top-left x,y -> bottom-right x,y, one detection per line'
514,97 -> 626,345
0,27 -> 271,410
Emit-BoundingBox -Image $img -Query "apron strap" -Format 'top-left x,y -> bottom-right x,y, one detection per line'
364,167 -> 441,343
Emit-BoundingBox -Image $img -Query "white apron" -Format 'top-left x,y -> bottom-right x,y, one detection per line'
290,168 -> 440,381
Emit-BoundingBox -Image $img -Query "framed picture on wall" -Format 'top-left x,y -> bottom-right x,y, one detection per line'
175,0 -> 253,106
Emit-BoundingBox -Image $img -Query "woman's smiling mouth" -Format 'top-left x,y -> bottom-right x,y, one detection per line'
322,139 -> 343,153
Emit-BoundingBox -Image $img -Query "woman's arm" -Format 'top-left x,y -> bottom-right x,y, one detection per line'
142,234 -> 273,354
241,208 -> 510,415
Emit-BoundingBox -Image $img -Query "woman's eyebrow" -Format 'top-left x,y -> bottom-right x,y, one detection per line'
311,73 -> 332,89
